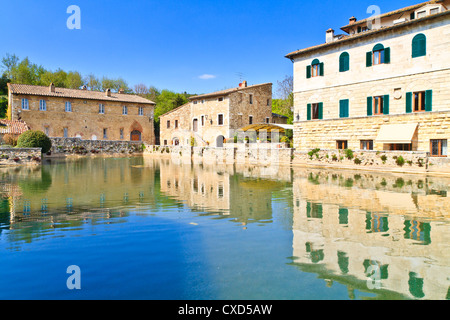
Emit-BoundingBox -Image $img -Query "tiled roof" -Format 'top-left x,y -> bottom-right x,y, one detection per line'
0,119 -> 30,135
272,113 -> 288,118
7,83 -> 156,105
285,9 -> 450,59
189,83 -> 272,100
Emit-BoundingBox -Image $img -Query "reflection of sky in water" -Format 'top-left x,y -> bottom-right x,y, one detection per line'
0,157 -> 449,300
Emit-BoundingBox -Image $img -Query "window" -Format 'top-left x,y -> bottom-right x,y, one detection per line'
307,59 -> 324,78
39,100 -> 47,111
361,140 -> 374,150
201,100 -> 205,104
366,44 -> 390,67
368,95 -> 389,116
339,99 -> 349,118
373,96 -> 384,115
249,95 -> 253,105
44,127 -> 49,136
412,34 -> 426,58
389,144 -> 412,151
167,120 -> 170,129
218,97 -> 224,102
65,101 -> 72,112
417,10 -> 426,18
406,90 -> 432,113
337,140 -> 348,150
138,107 -> 144,116
249,116 -> 253,125
175,120 -> 178,129
218,114 -> 224,126
99,104 -> 105,114
201,115 -> 205,126
193,101 -> 198,105
120,129 -> 124,140
266,117 -> 270,124
267,99 -> 271,106
122,106 -> 128,115
339,52 -> 350,72
22,99 -> 29,110
103,128 -> 108,140
63,127 -> 68,138
431,139 -> 447,157
163,140 -> 168,146
413,91 -> 426,112
430,7 -> 440,15
193,119 -> 198,132
307,103 -> 323,120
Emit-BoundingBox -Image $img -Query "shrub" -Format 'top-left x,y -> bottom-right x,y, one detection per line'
16,131 -> 52,153
380,155 -> 387,163
344,149 -> 354,160
308,148 -> 321,160
332,154 -> 338,161
190,137 -> 195,147
396,156 -> 405,167
280,136 -> 290,143
3,134 -> 18,147
354,158 -> 362,165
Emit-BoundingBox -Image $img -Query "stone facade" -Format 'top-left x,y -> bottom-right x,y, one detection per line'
50,138 -> 144,156
159,82 -> 273,147
287,2 -> 450,159
0,148 -> 42,166
8,84 -> 156,144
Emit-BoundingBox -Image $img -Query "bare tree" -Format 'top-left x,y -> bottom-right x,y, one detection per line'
134,83 -> 149,96
276,75 -> 293,101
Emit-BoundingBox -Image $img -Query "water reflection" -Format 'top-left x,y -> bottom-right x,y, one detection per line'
290,168 -> 450,300
0,157 -> 449,299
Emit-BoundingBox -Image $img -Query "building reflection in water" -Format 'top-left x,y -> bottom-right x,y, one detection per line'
290,168 -> 450,300
0,157 -> 449,299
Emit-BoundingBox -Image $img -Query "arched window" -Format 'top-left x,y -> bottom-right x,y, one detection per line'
306,59 -> 324,78
412,34 -> 426,58
366,43 -> 390,66
339,52 -> 350,72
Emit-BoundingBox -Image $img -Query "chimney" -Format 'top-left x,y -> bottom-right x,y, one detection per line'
49,83 -> 55,93
349,16 -> 357,25
239,80 -> 248,88
81,85 -> 87,90
118,88 -> 125,94
326,28 -> 335,43
105,88 -> 111,97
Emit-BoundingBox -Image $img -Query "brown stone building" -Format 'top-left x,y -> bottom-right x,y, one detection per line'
7,83 -> 156,143
159,81 -> 273,147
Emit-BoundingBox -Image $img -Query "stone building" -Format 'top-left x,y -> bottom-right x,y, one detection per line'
7,83 -> 156,143
286,0 -> 449,158
159,81 -> 273,147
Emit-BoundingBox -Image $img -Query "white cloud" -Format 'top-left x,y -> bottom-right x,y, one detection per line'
198,74 -> 216,80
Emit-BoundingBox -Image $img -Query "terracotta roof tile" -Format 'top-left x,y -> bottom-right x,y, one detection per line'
189,83 -> 272,100
0,119 -> 30,135
8,83 -> 156,105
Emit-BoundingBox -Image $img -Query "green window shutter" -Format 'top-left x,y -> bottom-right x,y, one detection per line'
367,97 -> 373,116
384,47 -> 391,64
307,104 -> 312,120
339,53 -> 350,72
366,52 -> 372,67
318,102 -> 323,119
306,65 -> 311,79
319,63 -> 324,76
412,34 -> 426,58
340,100 -> 349,118
383,95 -> 390,115
425,90 -> 433,112
406,92 -> 413,113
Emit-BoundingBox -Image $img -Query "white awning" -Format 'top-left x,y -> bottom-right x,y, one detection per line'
375,123 -> 418,144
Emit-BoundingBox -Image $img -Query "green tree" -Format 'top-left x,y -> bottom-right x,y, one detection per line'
65,71 -> 84,89
9,57 -> 45,85
40,68 -> 68,87
154,90 -> 189,133
1,53 -> 19,78
85,74 -> 102,91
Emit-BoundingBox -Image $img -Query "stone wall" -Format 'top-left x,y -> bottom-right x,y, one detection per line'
0,148 -> 42,165
50,138 -> 144,156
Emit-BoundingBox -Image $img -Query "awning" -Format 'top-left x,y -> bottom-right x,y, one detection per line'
239,123 -> 294,133
375,123 -> 418,144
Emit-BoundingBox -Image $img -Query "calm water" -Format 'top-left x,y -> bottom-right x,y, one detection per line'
0,156 -> 449,300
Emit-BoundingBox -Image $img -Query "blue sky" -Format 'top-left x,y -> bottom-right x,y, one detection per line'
1,0 -> 420,96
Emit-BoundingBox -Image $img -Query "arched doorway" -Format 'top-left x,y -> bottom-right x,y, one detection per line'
130,130 -> 142,141
216,135 -> 225,148
173,138 -> 180,146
